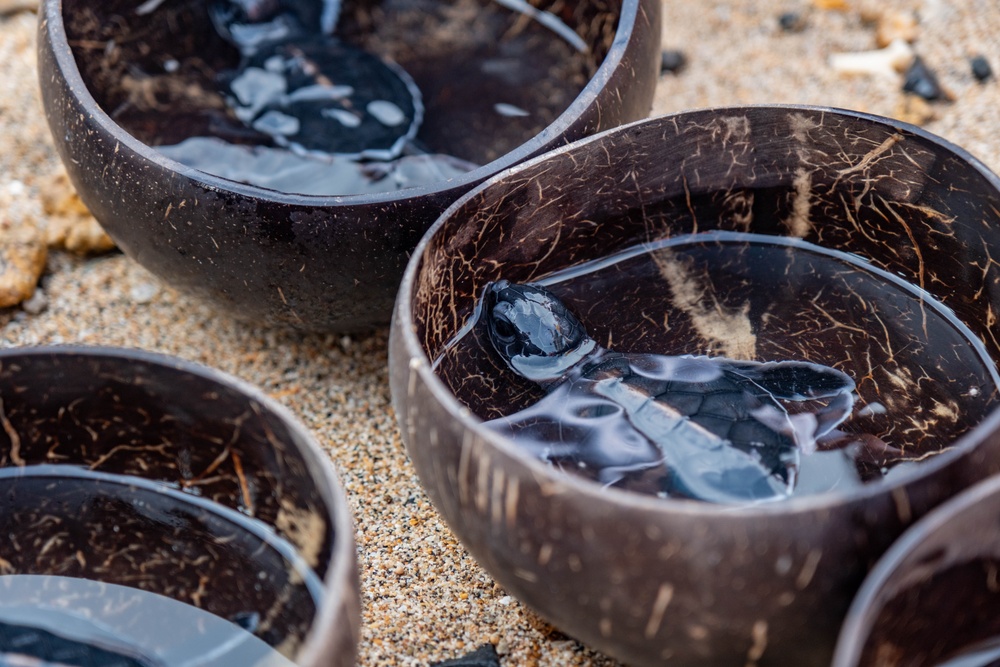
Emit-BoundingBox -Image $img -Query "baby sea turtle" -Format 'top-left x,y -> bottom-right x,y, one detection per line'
481,280 -> 860,504
210,0 -> 422,160
0,618 -> 155,667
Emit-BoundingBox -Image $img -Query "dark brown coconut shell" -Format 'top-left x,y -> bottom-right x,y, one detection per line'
389,106 -> 1000,666
0,347 -> 359,667
37,0 -> 661,332
833,475 -> 1000,667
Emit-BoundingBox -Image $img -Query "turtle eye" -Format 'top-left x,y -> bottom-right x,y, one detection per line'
492,315 -> 517,341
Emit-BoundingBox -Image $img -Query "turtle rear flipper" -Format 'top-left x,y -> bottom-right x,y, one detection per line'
483,388 -> 664,477
661,432 -> 793,504
598,378 -> 794,502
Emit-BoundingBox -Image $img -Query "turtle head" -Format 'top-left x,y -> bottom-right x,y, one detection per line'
221,0 -> 322,25
210,0 -> 335,53
483,281 -> 596,384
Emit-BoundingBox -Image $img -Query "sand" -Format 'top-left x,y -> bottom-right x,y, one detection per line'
1,1 -> 999,664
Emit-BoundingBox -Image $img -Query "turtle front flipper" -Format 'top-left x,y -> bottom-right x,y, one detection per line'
482,383 -> 665,485
723,359 -> 856,401
592,373 -> 794,503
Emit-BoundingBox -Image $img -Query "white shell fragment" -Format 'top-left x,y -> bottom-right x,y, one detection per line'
20,288 -> 47,315
829,38 -> 915,78
129,281 -> 161,305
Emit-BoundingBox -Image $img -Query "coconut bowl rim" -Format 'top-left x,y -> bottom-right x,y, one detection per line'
0,344 -> 358,666
41,0 -> 647,206
830,473 -> 1000,667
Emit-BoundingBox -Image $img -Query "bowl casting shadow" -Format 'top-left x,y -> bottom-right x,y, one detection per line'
0,346 -> 359,667
37,0 -> 661,332
389,106 -> 1000,666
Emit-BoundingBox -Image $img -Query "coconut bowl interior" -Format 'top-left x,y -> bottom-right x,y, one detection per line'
0,347 -> 358,667
833,475 -> 1000,667
38,0 -> 661,332
390,107 -> 1000,666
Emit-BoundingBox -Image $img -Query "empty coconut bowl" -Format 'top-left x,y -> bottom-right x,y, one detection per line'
389,106 -> 1000,666
37,0 -> 661,332
0,347 -> 358,667
832,474 -> 1000,667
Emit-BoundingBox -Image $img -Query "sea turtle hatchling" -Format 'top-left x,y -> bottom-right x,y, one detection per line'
0,618 -> 155,667
209,0 -> 423,160
480,280 -> 864,504
204,0 -> 585,161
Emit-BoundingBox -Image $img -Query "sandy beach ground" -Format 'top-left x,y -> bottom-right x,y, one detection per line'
1,1 -> 998,665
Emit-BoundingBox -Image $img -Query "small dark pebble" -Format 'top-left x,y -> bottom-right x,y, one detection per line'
778,11 -> 807,33
660,49 -> 687,74
430,644 -> 501,667
903,55 -> 945,101
971,55 -> 993,82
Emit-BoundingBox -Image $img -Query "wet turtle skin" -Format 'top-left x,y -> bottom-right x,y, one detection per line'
481,280 -> 858,504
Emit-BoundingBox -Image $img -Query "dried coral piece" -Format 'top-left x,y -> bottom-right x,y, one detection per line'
0,0 -> 37,16
50,216 -> 118,254
894,94 -> 936,126
40,168 -> 116,255
0,212 -> 47,309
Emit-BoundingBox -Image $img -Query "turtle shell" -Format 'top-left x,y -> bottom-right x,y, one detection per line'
222,36 -> 423,160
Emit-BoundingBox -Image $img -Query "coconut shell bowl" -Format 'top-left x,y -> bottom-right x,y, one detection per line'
833,474 -> 1000,667
389,106 -> 1000,666
37,0 -> 661,332
0,347 -> 358,666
